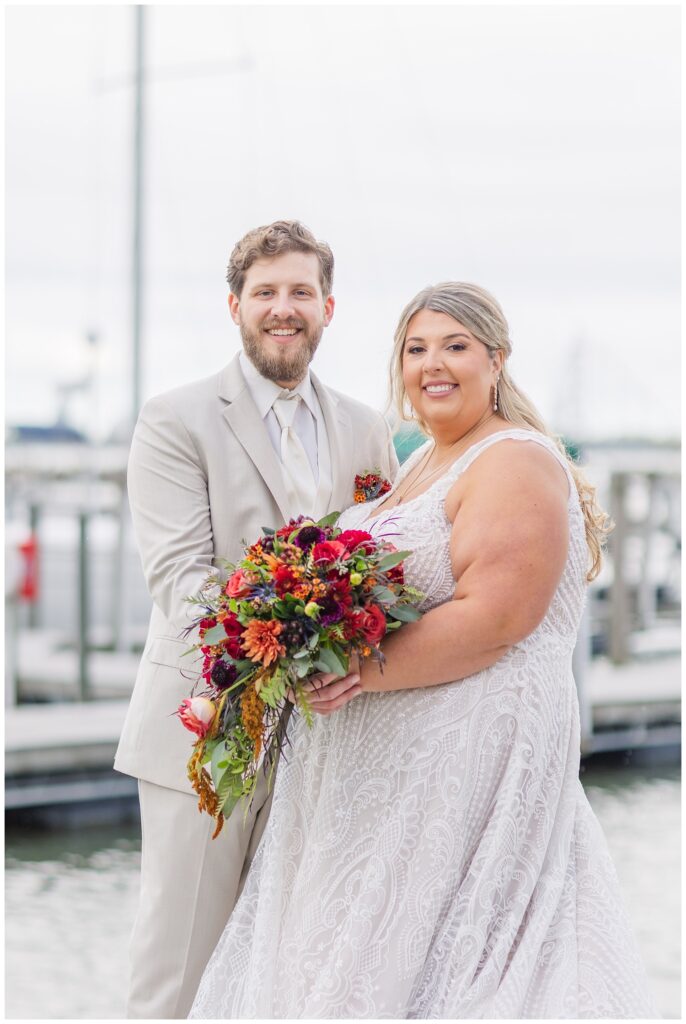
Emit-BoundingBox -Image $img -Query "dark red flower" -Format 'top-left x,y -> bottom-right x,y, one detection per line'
211,659 -> 238,690
386,563 -> 405,585
337,529 -> 374,553
274,565 -> 299,596
198,616 -> 217,636
221,613 -> 245,658
330,576 -> 353,606
294,525 -> 326,549
312,540 -> 348,563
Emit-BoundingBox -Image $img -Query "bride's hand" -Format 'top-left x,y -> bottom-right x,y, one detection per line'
287,670 -> 362,715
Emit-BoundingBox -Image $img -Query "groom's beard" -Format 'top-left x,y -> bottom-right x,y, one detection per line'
241,318 -> 323,384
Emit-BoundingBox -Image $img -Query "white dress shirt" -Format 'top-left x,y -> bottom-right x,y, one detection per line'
239,351 -> 333,518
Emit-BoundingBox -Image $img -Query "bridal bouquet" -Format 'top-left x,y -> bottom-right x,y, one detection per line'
177,514 -> 422,836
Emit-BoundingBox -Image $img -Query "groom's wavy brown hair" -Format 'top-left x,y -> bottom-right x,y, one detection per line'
227,220 -> 334,298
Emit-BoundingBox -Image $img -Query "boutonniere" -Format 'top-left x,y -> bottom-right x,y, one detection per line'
354,469 -> 392,503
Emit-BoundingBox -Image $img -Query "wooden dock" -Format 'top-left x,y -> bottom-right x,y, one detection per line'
5,699 -> 137,809
5,632 -> 680,811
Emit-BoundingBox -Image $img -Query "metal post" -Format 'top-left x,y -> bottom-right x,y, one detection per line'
5,597 -> 18,707
637,474 -> 659,629
609,472 -> 629,664
77,511 -> 91,700
28,503 -> 40,628
573,599 -> 593,752
132,5 -> 145,428
112,484 -> 128,651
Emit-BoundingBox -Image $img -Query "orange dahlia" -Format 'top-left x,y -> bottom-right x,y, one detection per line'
242,619 -> 286,666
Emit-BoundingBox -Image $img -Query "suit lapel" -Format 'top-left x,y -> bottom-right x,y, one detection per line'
312,373 -> 354,513
218,356 -> 292,521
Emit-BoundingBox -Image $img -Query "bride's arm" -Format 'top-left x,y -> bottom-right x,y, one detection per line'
361,441 -> 570,691
307,442 -> 570,710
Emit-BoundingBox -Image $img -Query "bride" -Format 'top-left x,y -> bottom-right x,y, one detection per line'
189,282 -> 656,1018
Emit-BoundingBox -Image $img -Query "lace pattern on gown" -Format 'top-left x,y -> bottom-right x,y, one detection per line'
189,429 -> 657,1020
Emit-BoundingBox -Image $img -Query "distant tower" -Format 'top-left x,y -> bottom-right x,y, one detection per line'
554,334 -> 586,441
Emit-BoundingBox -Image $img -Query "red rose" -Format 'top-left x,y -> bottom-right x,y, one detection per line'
312,540 -> 348,563
198,617 -> 217,637
354,603 -> 387,645
337,529 -> 374,554
221,613 -> 245,659
226,570 -> 251,598
222,613 -> 243,637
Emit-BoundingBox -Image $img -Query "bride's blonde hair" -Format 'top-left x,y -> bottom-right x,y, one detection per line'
388,282 -> 611,581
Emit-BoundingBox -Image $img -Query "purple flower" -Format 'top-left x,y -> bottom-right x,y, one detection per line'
211,660 -> 238,690
294,525 -> 326,550
318,595 -> 346,626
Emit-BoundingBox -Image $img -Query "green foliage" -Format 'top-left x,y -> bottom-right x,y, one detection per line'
377,550 -> 412,570
388,604 -> 422,622
317,510 -> 341,527
315,645 -> 348,676
297,687 -> 314,728
259,672 -> 288,708
201,623 -> 228,645
371,585 -> 398,605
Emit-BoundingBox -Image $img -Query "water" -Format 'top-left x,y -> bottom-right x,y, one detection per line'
5,764 -> 680,1019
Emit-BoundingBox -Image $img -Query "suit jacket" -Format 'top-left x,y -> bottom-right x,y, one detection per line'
114,354 -> 399,793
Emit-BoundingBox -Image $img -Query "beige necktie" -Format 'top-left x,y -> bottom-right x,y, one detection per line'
272,392 -> 318,519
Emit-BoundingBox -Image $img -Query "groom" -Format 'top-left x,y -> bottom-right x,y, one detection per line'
114,220 -> 398,1018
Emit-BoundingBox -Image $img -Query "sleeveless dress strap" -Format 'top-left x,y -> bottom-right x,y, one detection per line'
438,429 -> 576,502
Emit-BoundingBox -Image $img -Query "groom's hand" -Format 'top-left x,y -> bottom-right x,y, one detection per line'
287,671 -> 362,715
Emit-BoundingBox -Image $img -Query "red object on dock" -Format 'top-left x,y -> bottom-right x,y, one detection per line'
18,534 -> 39,601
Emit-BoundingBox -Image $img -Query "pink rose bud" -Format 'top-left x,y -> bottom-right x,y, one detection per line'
226,569 -> 251,598
178,697 -> 216,738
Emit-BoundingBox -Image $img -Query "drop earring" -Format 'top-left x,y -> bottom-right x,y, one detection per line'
493,376 -> 500,412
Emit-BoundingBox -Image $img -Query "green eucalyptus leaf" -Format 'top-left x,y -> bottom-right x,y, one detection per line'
316,510 -> 341,528
377,550 -> 412,570
314,645 -> 347,676
210,741 -> 231,784
388,604 -> 422,622
221,792 -> 241,819
235,659 -> 256,674
201,623 -> 228,645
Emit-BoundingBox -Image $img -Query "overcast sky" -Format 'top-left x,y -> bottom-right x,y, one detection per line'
5,4 -> 680,441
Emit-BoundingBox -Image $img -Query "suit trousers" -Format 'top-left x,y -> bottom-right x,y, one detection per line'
126,776 -> 271,1019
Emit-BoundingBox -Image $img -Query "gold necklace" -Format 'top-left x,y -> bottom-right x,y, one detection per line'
391,413 -> 496,507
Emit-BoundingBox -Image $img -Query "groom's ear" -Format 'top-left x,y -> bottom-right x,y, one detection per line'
228,293 -> 241,325
323,294 -> 335,327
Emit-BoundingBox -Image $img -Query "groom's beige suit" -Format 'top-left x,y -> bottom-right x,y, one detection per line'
114,352 -> 398,1018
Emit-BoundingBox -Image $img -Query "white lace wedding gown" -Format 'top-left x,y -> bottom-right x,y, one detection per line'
189,429 -> 656,1019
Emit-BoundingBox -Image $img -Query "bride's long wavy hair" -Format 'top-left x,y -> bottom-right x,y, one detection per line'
388,282 -> 611,581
